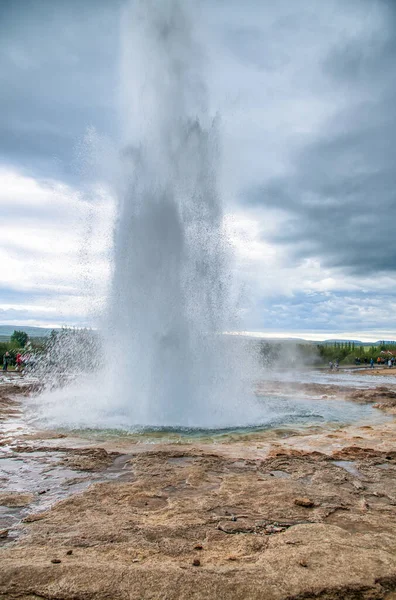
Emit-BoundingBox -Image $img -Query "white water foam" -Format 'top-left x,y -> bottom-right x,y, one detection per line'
30,0 -> 262,431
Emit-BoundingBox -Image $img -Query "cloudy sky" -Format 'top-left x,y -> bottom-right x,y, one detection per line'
1,0 -> 395,341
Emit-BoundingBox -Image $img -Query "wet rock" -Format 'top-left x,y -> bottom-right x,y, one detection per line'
294,497 -> 315,508
59,447 -> 117,471
3,384 -> 396,600
0,492 -> 34,507
22,512 -> 47,523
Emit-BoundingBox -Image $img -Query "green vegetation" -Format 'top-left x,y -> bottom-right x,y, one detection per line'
10,330 -> 29,347
317,341 -> 396,366
0,329 -> 43,368
1,327 -> 395,371
259,339 -> 396,368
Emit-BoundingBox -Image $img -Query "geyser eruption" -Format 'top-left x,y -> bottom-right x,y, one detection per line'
31,0 -> 261,430
106,0 -> 255,427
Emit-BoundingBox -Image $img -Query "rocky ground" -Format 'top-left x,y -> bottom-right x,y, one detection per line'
1,375 -> 396,599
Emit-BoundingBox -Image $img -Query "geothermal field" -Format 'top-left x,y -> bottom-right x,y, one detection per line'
2,370 -> 396,599
1,0 -> 396,599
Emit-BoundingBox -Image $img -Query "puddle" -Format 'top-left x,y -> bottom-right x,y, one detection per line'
0,450 -> 136,542
167,456 -> 195,466
263,369 -> 396,389
377,462 -> 393,470
333,460 -> 363,478
297,475 -> 313,485
269,470 -> 291,479
230,460 -> 248,469
0,506 -> 22,529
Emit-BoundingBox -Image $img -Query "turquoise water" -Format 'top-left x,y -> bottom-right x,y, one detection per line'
53,393 -> 389,442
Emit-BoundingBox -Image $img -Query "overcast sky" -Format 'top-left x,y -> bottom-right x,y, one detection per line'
1,0 -> 396,341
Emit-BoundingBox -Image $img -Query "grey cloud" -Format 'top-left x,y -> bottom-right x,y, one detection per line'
249,1 -> 396,275
0,307 -> 89,326
0,0 -> 122,181
248,291 -> 396,334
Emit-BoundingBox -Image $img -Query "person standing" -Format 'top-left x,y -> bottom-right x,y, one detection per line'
370,358 -> 374,369
15,352 -> 22,372
2,352 -> 10,372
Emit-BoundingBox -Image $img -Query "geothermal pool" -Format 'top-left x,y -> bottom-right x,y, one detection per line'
22,386 -> 389,442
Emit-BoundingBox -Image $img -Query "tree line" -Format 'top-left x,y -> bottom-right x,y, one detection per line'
259,340 -> 396,367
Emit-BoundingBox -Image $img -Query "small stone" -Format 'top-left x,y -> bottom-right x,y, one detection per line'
0,529 -> 9,539
352,480 -> 365,490
230,515 -> 237,522
38,490 -> 47,495
66,550 -> 73,556
286,540 -> 302,545
227,555 -> 238,561
360,499 -> 370,511
194,544 -> 203,550
264,524 -> 285,534
192,558 -> 201,567
294,497 -> 315,508
299,560 -> 308,568
132,559 -> 139,563
51,559 -> 61,564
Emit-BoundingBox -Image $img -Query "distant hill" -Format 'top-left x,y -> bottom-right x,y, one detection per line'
0,326 -> 393,345
323,339 -> 396,346
230,333 -> 386,346
321,339 -> 369,346
0,325 -> 56,341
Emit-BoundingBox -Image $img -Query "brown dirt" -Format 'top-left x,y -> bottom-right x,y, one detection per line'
1,382 -> 396,599
347,388 -> 396,413
357,369 -> 396,377
0,385 -> 24,422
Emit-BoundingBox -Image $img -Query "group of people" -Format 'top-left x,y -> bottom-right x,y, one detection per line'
2,352 -> 24,372
329,356 -> 395,371
329,360 -> 340,370
372,356 -> 395,368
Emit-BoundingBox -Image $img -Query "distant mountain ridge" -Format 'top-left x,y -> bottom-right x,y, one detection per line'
233,333 -> 394,346
0,326 -> 393,345
0,325 -> 56,341
322,339 -> 396,346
